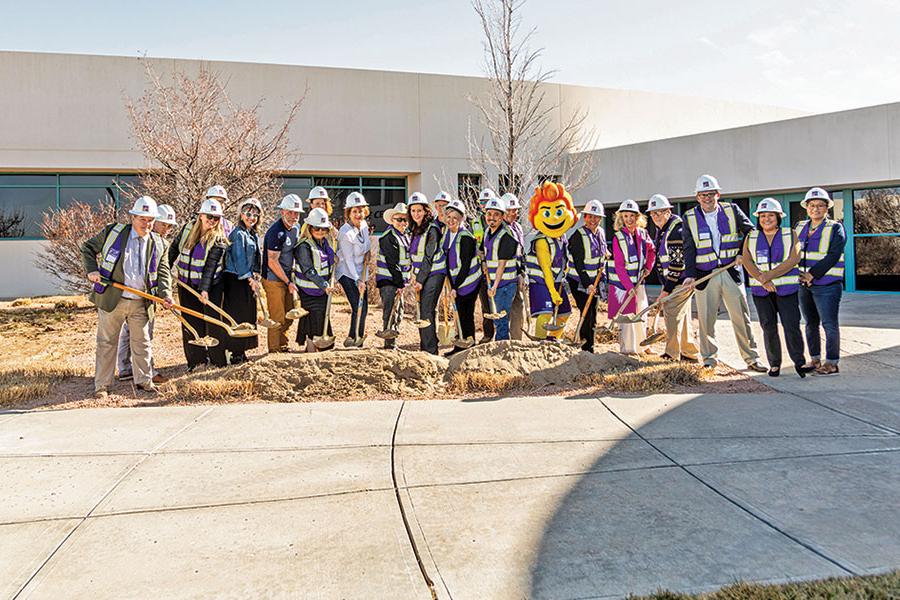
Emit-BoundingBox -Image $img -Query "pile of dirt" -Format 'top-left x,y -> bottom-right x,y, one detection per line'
448,340 -> 639,388
177,349 -> 450,401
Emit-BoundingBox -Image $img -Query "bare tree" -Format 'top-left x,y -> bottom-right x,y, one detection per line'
467,0 -> 597,212
36,200 -> 118,294
124,60 -> 305,219
0,209 -> 25,239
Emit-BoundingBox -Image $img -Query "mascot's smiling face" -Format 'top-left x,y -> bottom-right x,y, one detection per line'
529,181 -> 577,239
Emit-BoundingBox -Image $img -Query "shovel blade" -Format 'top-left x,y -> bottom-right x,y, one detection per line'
375,329 -> 399,340
544,322 -> 565,332
454,337 -> 475,349
414,319 -> 431,329
188,336 -> 219,348
286,309 -> 308,319
313,336 -> 335,350
641,332 -> 666,346
259,318 -> 281,328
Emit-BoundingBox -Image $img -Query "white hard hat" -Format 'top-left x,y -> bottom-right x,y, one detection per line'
484,196 -> 507,214
238,198 -> 263,213
304,207 -> 332,228
198,198 -> 224,217
345,191 -> 368,209
500,193 -> 521,210
445,199 -> 467,216
156,204 -> 177,225
647,194 -> 673,212
478,188 -> 498,204
308,186 -> 329,201
433,191 -> 452,204
617,199 -> 641,214
278,194 -> 304,212
383,202 -> 408,225
407,192 -> 429,207
801,187 -> 834,209
695,174 -> 721,194
129,195 -> 159,218
582,199 -> 605,218
753,197 -> 786,217
206,185 -> 228,201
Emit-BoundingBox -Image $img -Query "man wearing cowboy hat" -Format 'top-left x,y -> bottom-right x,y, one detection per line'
375,203 -> 412,349
81,196 -> 174,398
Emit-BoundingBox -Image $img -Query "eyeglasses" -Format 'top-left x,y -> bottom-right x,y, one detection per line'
697,192 -> 717,200
393,217 -> 408,223
203,215 -> 221,222
242,209 -> 260,218
311,226 -> 328,232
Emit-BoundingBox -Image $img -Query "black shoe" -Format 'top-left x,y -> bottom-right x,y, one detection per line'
795,364 -> 816,378
768,367 -> 781,377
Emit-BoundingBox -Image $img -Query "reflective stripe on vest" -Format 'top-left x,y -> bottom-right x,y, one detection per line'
569,226 -> 604,283
175,223 -> 222,286
795,219 -> 845,285
444,229 -> 482,295
748,227 -> 800,296
655,216 -> 682,273
606,229 -> 645,290
684,203 -> 741,269
376,227 -> 411,283
483,224 -> 518,288
93,223 -> 128,294
410,222 -> 447,275
526,234 -> 569,285
293,237 -> 335,296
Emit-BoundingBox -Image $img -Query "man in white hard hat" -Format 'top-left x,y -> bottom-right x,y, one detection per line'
261,193 -> 304,352
682,175 -> 765,371
433,191 -> 452,233
501,192 -> 526,340
81,196 -> 174,399
795,187 -> 846,375
116,203 -> 179,383
647,194 -> 699,362
475,188 -> 498,341
567,199 -> 607,352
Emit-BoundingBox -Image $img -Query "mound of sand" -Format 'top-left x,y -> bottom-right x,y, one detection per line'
172,340 -> 639,402
448,340 -> 639,387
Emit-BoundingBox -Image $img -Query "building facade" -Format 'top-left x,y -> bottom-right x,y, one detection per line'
3,51 -> 895,295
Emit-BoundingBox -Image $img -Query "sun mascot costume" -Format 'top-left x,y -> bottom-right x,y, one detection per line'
525,181 -> 578,339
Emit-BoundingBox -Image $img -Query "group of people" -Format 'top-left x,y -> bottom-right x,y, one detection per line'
81,173 -> 845,397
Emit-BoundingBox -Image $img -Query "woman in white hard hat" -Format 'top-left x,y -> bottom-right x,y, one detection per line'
442,199 -> 482,355
742,198 -> 814,378
293,207 -> 338,352
568,199 -> 608,352
408,192 -> 447,354
433,191 -> 452,233
375,203 -> 411,349
300,186 -> 336,238
169,198 -> 231,369
337,192 -> 372,347
205,185 -> 234,236
607,199 -> 655,354
221,198 -> 263,364
646,194 -> 699,363
795,187 -> 846,376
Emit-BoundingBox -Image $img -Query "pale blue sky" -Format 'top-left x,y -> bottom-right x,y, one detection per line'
4,0 -> 900,112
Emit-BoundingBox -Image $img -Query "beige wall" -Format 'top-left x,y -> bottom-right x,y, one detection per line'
0,51 -> 810,296
576,102 -> 900,205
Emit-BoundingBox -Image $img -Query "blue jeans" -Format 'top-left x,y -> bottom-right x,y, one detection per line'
338,275 -> 368,339
491,282 -> 518,340
799,282 -> 842,364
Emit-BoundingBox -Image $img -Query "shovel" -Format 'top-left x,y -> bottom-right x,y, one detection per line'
622,261 -> 737,324
285,288 -> 310,320
376,285 -> 405,339
349,266 -> 368,348
543,282 -> 567,333
313,277 -> 336,350
105,281 -> 257,338
641,304 -> 666,346
170,308 -> 218,348
175,279 -> 256,333
565,269 -> 604,347
596,271 -> 648,335
519,279 -> 542,342
437,280 -> 456,346
252,280 -> 281,328
412,288 -> 431,329
478,260 -> 506,320
450,298 -> 475,349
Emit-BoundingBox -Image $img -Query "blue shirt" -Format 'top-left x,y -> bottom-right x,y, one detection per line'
121,227 -> 150,299
225,225 -> 260,279
262,218 -> 300,282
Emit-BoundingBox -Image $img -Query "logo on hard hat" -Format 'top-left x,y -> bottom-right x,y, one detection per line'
702,181 -> 710,188
143,204 -> 149,211
294,201 -> 300,208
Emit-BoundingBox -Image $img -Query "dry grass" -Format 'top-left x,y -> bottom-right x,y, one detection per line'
630,569 -> 900,599
161,378 -> 257,404
11,297 -> 33,307
448,371 -> 533,394
579,361 -> 711,394
0,365 -> 88,406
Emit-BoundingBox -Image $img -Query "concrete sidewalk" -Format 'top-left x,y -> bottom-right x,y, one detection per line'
2,294 -> 899,599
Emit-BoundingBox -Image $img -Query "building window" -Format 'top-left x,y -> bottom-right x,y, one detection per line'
853,188 -> 900,292
458,174 -> 481,206
281,175 -> 407,233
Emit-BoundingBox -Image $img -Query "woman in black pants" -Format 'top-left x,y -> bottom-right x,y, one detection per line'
169,198 -> 230,370
742,198 -> 815,378
222,198 -> 262,364
442,199 -> 482,356
407,192 -> 447,355
293,207 -> 338,353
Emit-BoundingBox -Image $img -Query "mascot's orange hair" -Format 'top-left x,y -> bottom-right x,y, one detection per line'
528,181 -> 576,227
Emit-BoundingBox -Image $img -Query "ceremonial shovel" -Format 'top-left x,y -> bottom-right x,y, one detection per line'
621,261 -> 737,324
543,282 -> 567,333
565,269 -> 604,347
175,279 -> 256,333
437,280 -> 456,346
598,271 -> 649,334
285,289 -> 310,320
313,276 -> 336,350
479,260 -> 506,320
252,280 -> 281,328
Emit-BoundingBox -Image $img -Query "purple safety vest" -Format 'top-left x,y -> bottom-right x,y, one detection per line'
443,229 -> 482,296
94,224 -> 159,296
796,220 -> 845,286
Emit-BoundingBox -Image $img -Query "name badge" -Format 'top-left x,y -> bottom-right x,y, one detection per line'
698,232 -> 711,240
284,239 -> 292,247
106,248 -> 121,262
756,253 -> 769,265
